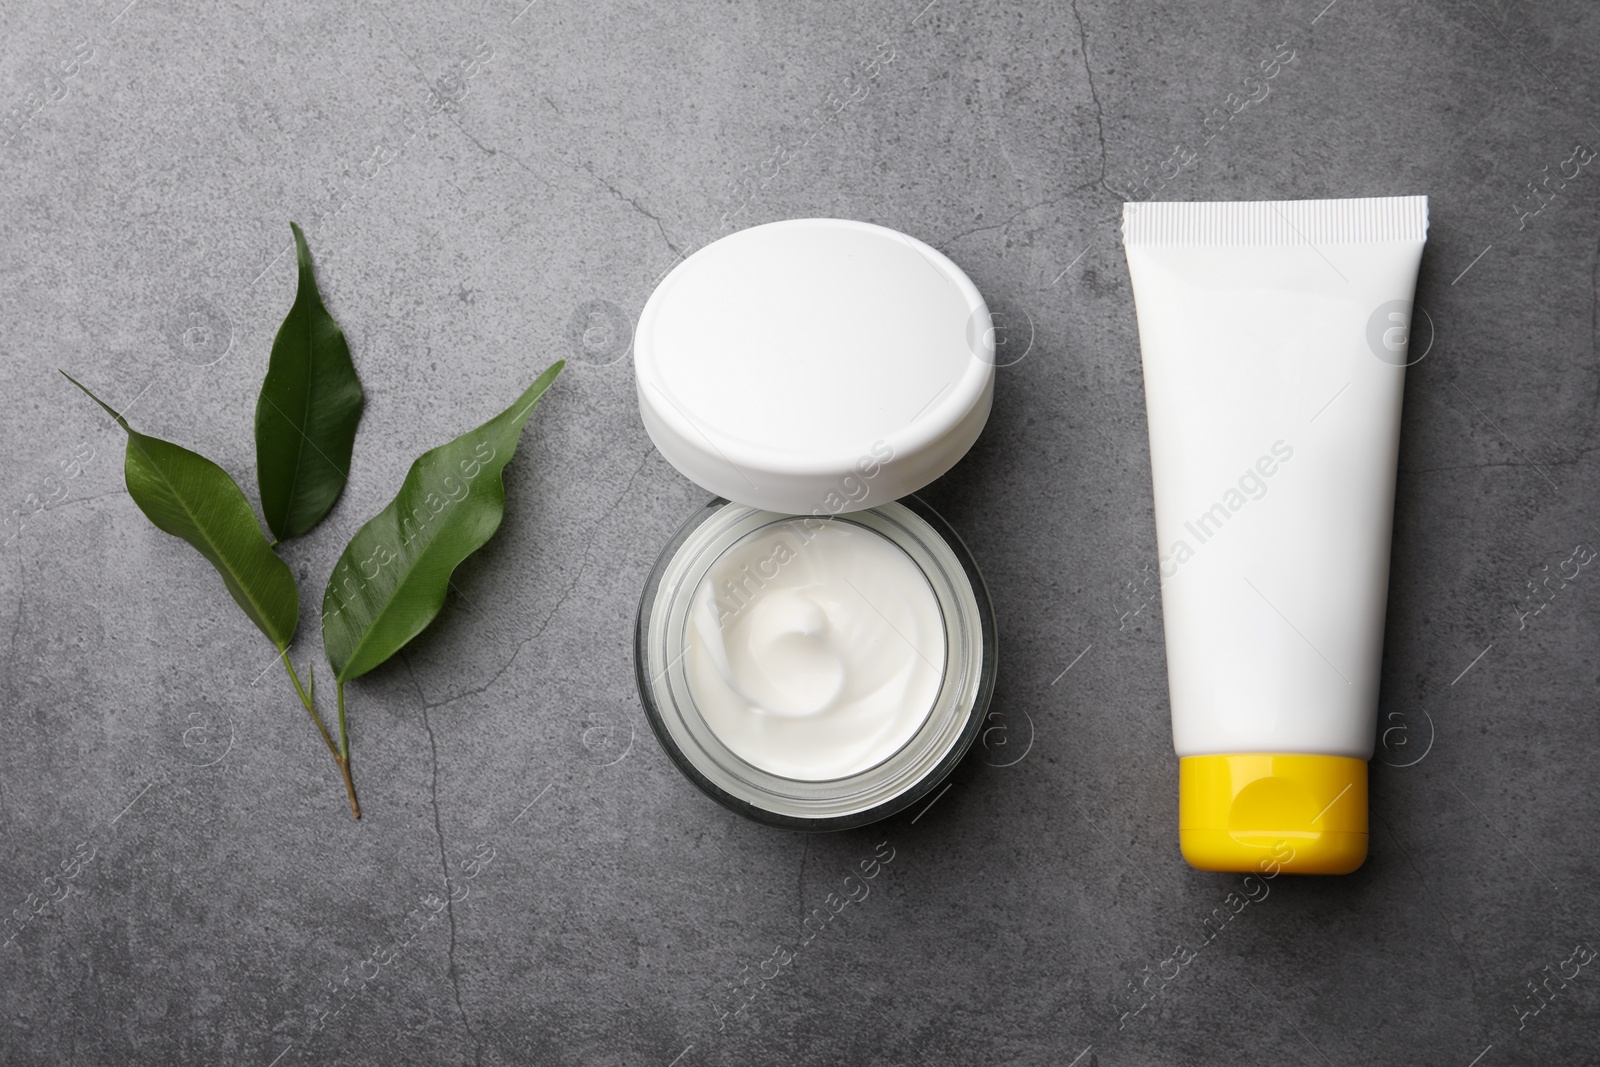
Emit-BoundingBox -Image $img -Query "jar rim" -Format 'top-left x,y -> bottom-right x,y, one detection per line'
634,494 -> 997,831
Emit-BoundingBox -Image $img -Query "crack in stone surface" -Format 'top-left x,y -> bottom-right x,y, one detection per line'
579,163 -> 685,258
1591,229 -> 1599,424
1069,0 -> 1124,201
940,181 -> 1098,246
1404,445 -> 1600,475
415,678 -> 487,1067
373,6 -> 558,213
796,835 -> 811,926
424,446 -> 656,710
6,539 -> 26,680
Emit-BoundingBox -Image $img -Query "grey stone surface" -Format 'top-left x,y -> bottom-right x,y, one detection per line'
1,0 -> 1597,1063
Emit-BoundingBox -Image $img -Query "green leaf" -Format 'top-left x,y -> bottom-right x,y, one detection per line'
322,362 -> 565,682
63,373 -> 300,650
256,221 -> 365,542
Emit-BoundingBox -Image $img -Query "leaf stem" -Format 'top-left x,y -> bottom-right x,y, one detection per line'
335,754 -> 361,820
335,680 -> 360,820
281,649 -> 337,757
282,650 -> 361,819
336,679 -> 351,761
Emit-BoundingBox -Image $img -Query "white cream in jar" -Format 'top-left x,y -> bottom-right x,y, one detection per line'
684,519 -> 946,781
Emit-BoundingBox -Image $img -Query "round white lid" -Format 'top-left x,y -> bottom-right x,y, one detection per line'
634,219 -> 994,515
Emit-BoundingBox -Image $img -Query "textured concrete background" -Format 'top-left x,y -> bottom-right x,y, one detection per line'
2,0 -> 1597,1064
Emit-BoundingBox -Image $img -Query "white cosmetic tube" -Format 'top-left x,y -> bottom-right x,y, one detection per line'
1122,196 -> 1428,874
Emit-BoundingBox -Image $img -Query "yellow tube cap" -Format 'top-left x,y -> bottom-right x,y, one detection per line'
1179,754 -> 1368,875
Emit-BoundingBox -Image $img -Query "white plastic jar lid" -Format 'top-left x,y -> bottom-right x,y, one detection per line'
634,219 -> 994,515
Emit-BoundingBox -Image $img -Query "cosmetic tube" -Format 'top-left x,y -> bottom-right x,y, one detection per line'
1122,196 -> 1428,874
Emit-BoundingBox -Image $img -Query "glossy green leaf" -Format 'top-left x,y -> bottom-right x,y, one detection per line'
256,221 -> 364,542
322,362 -> 564,681
63,373 -> 300,650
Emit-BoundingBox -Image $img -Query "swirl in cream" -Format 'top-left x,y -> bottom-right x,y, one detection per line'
684,519 -> 945,781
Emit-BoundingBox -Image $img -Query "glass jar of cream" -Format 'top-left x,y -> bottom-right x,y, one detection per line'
633,219 -> 999,829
